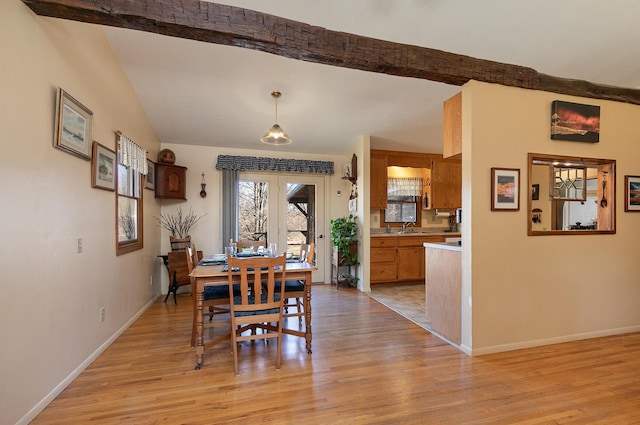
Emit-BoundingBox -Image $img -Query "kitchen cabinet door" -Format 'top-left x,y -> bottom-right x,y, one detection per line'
430,159 -> 461,209
397,246 -> 425,281
443,92 -> 462,159
370,154 -> 388,209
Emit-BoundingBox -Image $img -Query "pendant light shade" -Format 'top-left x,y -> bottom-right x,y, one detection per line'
261,91 -> 292,145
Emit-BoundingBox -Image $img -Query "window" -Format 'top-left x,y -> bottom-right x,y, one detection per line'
116,134 -> 145,255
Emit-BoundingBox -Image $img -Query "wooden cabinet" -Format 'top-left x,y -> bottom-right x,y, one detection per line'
370,237 -> 397,283
397,236 -> 445,281
370,154 -> 388,209
430,159 -> 461,209
443,92 -> 462,159
371,235 -> 446,283
155,164 -> 187,200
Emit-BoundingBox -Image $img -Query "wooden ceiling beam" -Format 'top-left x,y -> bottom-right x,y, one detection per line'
21,0 -> 640,105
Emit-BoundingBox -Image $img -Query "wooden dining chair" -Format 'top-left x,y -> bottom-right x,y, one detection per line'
227,254 -> 287,376
185,244 -> 231,348
281,243 -> 315,324
233,239 -> 266,253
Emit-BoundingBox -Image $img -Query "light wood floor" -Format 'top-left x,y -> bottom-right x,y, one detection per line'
32,285 -> 640,424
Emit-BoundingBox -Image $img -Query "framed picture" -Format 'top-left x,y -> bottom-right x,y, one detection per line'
491,168 -> 520,211
624,175 -> 640,212
551,100 -> 600,143
145,159 -> 155,190
91,142 -> 116,191
54,88 -> 93,160
531,184 -> 540,200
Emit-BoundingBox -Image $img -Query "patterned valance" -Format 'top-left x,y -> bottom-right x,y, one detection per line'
388,178 -> 422,197
117,131 -> 148,175
216,155 -> 334,174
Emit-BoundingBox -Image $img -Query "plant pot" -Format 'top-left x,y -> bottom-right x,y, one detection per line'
170,235 -> 191,251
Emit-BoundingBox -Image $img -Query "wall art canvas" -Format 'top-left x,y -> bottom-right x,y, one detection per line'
551,100 -> 600,143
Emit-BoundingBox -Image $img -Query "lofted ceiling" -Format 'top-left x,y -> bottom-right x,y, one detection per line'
100,0 -> 640,155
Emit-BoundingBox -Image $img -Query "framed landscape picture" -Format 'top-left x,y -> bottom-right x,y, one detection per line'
54,88 -> 93,160
491,167 -> 520,211
91,141 -> 116,191
624,175 -> 640,212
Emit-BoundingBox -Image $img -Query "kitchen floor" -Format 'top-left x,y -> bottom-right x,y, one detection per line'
369,282 -> 430,330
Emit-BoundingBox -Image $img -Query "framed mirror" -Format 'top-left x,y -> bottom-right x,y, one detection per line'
528,153 -> 616,235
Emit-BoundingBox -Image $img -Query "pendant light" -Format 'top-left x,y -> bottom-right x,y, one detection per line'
260,91 -> 292,145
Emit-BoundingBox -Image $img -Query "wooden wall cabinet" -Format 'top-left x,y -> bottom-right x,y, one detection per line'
443,92 -> 462,159
430,159 -> 461,209
370,154 -> 388,209
155,164 -> 187,200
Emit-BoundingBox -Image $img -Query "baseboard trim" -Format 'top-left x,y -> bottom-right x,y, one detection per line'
17,295 -> 160,425
469,324 -> 640,356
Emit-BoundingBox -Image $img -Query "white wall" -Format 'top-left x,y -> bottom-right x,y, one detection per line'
156,143 -> 352,292
0,3 -> 162,424
464,81 -> 640,354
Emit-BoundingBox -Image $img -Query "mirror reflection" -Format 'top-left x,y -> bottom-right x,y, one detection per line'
528,153 -> 615,235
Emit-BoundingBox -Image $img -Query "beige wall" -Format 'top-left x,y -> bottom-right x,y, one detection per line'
0,2 -> 162,424
464,81 -> 640,354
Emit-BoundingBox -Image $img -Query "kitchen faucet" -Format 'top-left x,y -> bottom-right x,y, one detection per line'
402,222 -> 415,233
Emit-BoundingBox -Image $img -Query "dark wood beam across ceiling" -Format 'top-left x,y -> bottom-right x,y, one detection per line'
22,0 -> 640,105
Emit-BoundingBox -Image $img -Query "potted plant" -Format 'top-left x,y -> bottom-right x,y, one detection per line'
330,214 -> 359,285
154,207 -> 206,251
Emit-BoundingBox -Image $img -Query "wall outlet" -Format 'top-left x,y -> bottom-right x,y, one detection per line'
77,238 -> 82,253
149,276 -> 153,286
100,307 -> 105,322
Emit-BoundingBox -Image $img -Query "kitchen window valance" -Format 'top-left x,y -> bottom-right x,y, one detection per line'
387,177 -> 422,197
215,155 -> 334,174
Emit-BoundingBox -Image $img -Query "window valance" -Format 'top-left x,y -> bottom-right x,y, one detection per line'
117,131 -> 148,175
387,178 -> 422,197
215,155 -> 334,175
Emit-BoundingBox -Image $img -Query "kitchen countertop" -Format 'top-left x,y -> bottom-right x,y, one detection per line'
423,241 -> 462,252
371,231 -> 461,237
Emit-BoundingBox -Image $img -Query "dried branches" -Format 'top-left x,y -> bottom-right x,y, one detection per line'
154,207 -> 206,238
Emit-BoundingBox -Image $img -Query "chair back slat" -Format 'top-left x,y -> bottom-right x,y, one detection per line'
227,254 -> 287,315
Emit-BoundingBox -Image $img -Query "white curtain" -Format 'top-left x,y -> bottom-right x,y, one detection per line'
117,132 -> 148,175
387,178 -> 422,197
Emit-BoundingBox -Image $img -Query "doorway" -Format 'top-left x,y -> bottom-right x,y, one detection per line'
239,173 -> 326,282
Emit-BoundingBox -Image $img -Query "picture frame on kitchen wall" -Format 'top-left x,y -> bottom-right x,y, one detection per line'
54,88 -> 93,160
91,141 -> 116,191
491,167 -> 520,211
624,175 -> 640,212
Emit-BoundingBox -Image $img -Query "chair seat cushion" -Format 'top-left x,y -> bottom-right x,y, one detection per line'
233,294 -> 281,316
271,280 -> 305,292
204,286 -> 230,300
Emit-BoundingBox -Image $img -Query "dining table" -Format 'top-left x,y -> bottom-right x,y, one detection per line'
189,258 -> 317,369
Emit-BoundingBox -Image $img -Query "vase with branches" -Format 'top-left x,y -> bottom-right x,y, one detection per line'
154,207 -> 206,250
